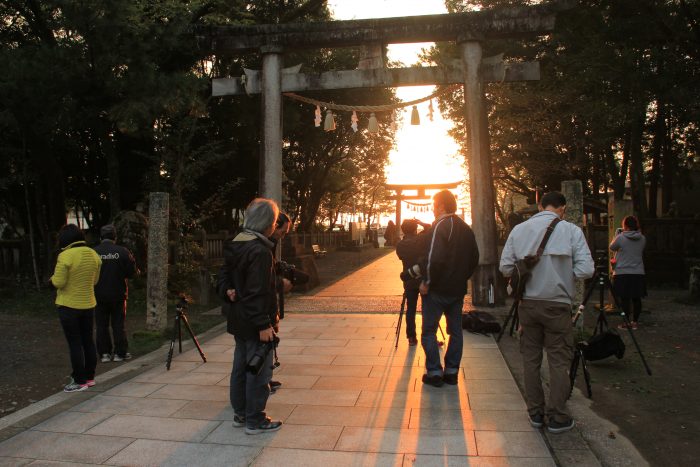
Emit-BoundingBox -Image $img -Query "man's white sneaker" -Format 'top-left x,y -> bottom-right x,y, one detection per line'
112,353 -> 132,362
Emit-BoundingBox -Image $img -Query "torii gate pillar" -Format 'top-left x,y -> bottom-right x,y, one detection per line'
461,39 -> 503,306
260,46 -> 284,205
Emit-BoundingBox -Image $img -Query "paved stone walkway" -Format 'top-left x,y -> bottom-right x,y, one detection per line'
0,253 -> 555,466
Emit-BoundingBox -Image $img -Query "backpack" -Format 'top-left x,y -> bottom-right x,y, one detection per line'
580,330 -> 626,361
462,311 -> 502,335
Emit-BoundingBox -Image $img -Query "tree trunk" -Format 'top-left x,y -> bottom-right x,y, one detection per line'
22,136 -> 41,290
648,99 -> 665,218
102,122 -> 121,219
661,112 -> 675,212
628,113 -> 647,218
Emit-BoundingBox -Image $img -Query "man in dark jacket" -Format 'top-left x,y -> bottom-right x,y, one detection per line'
94,224 -> 137,363
419,190 -> 479,387
396,219 -> 430,346
223,198 -> 282,435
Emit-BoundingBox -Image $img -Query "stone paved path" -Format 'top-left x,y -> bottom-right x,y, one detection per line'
0,253 -> 555,466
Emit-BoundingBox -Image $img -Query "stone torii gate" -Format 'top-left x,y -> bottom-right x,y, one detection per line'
386,182 -> 462,229
198,2 -> 567,305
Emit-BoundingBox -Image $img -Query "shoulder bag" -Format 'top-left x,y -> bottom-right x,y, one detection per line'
510,217 -> 561,298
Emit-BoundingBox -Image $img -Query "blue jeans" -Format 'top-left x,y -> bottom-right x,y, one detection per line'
230,336 -> 273,428
421,293 -> 464,376
404,288 -> 420,339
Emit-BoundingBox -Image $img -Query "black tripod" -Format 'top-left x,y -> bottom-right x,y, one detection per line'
166,295 -> 207,370
394,292 -> 445,349
496,296 -> 520,342
569,260 -> 652,397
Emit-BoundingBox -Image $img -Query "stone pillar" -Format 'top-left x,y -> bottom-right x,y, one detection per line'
146,192 -> 169,331
460,39 -> 502,306
562,180 -> 585,325
395,196 -> 402,234
609,198 -> 634,247
260,46 -> 283,206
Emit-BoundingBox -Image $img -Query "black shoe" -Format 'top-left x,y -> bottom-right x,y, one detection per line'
443,373 -> 458,385
245,418 -> 283,435
422,374 -> 444,388
232,413 -> 246,427
528,413 -> 544,428
270,380 -> 282,394
547,418 -> 575,434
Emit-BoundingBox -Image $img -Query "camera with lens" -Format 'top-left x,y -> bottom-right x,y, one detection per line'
593,249 -> 610,272
277,260 -> 310,286
246,334 -> 280,375
400,264 -> 423,282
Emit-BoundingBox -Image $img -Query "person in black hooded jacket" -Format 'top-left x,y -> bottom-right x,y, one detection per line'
223,198 -> 282,435
93,224 -> 138,363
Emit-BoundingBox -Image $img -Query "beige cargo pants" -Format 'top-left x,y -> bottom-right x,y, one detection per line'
519,299 -> 574,423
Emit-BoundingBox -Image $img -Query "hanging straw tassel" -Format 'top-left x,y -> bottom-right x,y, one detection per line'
351,111 -> 359,132
367,112 -> 379,133
411,105 -> 420,125
314,105 -> 322,127
324,109 -> 336,132
428,99 -> 434,121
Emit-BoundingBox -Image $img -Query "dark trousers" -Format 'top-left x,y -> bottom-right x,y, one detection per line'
58,306 -> 97,384
230,336 -> 273,429
95,300 -> 128,356
404,288 -> 420,339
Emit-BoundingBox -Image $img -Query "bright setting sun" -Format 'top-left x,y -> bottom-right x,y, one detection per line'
329,0 -> 469,224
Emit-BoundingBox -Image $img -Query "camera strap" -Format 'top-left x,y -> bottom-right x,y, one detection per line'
536,217 -> 561,258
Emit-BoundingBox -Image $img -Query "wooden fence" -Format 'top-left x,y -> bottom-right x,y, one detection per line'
181,230 -> 352,264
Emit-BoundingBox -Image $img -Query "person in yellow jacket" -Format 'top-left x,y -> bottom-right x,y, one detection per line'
50,224 -> 102,392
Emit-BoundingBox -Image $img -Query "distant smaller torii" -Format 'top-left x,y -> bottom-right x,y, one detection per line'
386,182 -> 461,229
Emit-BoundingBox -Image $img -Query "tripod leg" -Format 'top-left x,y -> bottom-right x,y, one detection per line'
497,300 -> 518,342
603,276 -> 652,376
394,294 -> 406,349
180,312 -> 207,363
569,351 -> 580,398
178,312 -> 183,353
509,307 -> 519,337
166,314 -> 180,371
581,354 -> 592,397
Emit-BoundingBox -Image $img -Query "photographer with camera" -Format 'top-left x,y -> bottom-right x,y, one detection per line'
268,213 -> 293,394
418,190 -> 479,387
499,191 -> 594,434
223,198 -> 282,435
610,216 -> 646,330
396,219 -> 430,346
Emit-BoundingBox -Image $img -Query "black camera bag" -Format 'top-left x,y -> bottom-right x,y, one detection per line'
462,311 -> 502,335
581,330 -> 625,361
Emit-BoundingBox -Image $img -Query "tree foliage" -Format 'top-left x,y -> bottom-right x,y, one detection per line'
434,0 -> 700,223
0,0 -> 397,281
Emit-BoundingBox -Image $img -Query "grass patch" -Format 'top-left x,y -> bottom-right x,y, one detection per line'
0,283 -> 225,359
0,287 -> 56,317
